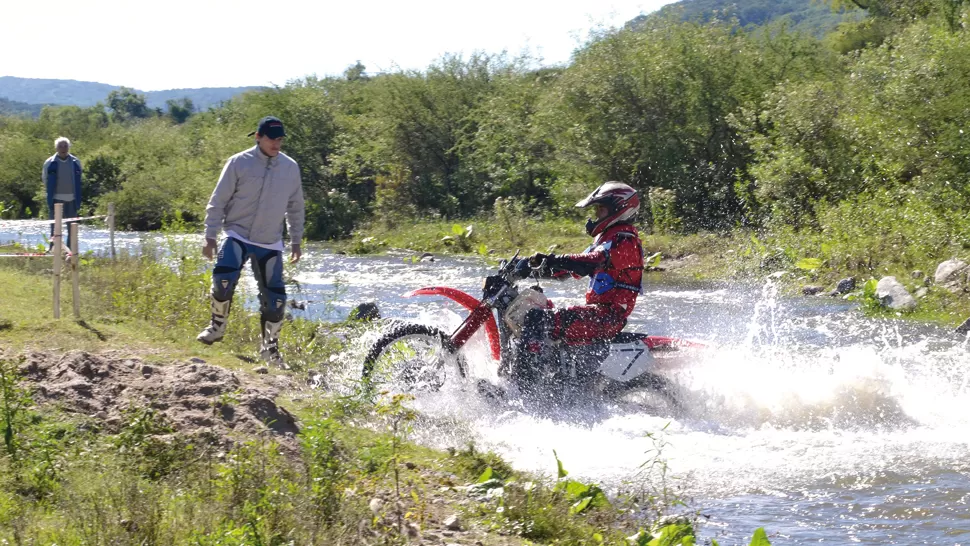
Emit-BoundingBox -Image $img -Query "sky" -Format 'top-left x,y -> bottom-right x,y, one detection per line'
4,0 -> 676,91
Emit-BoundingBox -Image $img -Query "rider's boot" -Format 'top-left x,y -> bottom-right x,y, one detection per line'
260,318 -> 288,370
513,339 -> 545,394
513,308 -> 554,393
197,296 -> 230,345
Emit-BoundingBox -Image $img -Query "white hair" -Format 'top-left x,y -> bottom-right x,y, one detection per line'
54,137 -> 71,148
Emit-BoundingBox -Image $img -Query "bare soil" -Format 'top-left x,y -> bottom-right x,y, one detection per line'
15,350 -> 299,447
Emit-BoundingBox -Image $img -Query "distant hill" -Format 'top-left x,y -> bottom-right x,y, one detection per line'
0,76 -> 261,112
629,0 -> 863,36
0,96 -> 45,117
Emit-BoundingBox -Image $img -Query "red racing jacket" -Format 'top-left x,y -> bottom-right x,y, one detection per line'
550,223 -> 644,318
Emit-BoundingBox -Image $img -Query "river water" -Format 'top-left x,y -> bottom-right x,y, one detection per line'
4,224 -> 970,545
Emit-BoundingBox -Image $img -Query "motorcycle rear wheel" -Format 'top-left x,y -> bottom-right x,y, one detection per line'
362,323 -> 468,391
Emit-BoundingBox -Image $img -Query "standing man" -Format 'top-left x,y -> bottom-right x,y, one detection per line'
197,116 -> 305,369
42,137 -> 82,251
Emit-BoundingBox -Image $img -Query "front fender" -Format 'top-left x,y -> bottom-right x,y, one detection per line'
405,287 -> 501,361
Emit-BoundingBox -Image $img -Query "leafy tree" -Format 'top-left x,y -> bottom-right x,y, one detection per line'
107,87 -> 151,122
165,98 -> 195,124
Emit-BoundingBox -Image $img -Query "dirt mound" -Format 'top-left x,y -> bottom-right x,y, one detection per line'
18,351 -> 299,447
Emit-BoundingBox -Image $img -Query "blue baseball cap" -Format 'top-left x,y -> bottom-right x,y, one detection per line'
248,116 -> 286,139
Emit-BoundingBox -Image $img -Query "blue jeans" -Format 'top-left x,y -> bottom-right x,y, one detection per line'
211,237 -> 287,323
49,199 -> 78,250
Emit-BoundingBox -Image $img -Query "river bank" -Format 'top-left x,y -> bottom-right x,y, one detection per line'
0,252 -> 745,545
4,229 -> 970,543
336,217 -> 970,329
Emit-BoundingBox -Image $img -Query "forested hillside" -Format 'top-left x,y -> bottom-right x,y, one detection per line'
0,76 -> 259,111
0,97 -> 43,117
628,0 -> 861,35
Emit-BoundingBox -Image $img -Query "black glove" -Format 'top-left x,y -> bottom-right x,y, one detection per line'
512,257 -> 532,279
528,253 -> 559,276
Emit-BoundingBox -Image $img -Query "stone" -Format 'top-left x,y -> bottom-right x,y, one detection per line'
287,299 -> 307,311
421,252 -> 436,262
915,287 -> 929,299
935,259 -> 968,286
350,302 -> 381,321
911,270 -> 925,280
369,498 -> 384,514
835,277 -> 856,294
253,366 -> 268,375
955,316 -> 970,335
443,514 -> 462,531
141,365 -> 153,378
802,285 -> 824,296
875,276 -> 917,310
189,357 -> 206,364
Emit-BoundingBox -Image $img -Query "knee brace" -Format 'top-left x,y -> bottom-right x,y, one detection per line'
212,239 -> 245,301
260,288 -> 287,323
522,308 -> 553,344
254,252 -> 287,323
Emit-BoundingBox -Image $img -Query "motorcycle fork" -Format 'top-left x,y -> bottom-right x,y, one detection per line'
449,304 -> 494,350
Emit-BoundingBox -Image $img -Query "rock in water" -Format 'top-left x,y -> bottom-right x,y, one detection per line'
350,302 -> 381,321
955,317 -> 970,335
835,277 -> 856,294
802,285 -> 824,296
875,277 -> 916,310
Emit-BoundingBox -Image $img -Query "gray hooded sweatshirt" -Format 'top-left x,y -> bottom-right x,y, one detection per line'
204,145 -> 305,246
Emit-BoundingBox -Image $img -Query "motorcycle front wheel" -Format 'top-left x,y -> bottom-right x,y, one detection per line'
362,323 -> 468,391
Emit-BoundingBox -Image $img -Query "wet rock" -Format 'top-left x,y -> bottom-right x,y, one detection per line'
253,366 -> 268,375
443,514 -> 462,531
802,285 -> 824,296
875,276 -> 917,310
835,277 -> 856,295
287,299 -> 307,311
350,302 -> 381,321
421,252 -> 436,262
955,317 -> 970,335
935,259 -> 968,292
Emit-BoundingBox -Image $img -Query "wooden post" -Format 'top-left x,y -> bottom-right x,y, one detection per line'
52,203 -> 63,319
107,203 -> 116,259
71,223 -> 80,319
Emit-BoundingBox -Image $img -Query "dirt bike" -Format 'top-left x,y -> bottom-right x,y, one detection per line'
361,253 -> 703,403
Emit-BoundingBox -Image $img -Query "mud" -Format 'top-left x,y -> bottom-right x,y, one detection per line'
16,350 -> 299,447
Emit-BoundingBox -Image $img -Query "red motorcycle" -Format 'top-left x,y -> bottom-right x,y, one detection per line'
362,254 -> 703,400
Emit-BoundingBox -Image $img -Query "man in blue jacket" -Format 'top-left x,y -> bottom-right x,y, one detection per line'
42,137 -> 82,251
197,117 -> 305,369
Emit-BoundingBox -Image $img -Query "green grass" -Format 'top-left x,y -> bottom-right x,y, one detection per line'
0,252 -> 704,545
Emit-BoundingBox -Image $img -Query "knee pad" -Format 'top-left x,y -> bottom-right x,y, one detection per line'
522,308 -> 553,342
260,288 -> 287,323
212,267 -> 241,301
212,239 -> 245,301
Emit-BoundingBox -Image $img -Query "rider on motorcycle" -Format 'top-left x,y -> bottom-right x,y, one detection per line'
514,181 -> 644,381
